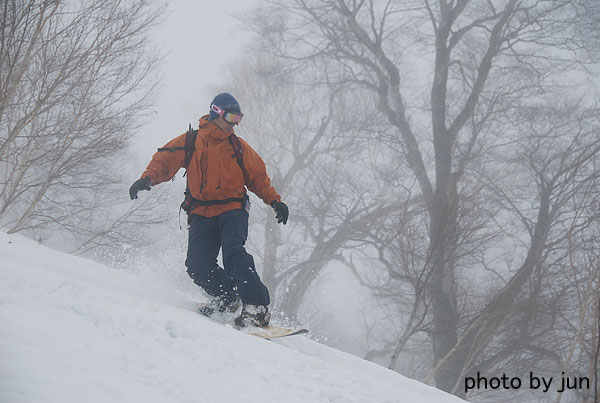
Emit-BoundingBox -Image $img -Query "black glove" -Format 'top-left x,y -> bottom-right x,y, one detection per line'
129,177 -> 151,200
271,201 -> 289,225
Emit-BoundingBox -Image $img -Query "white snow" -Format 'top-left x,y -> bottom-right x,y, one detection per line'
0,232 -> 465,403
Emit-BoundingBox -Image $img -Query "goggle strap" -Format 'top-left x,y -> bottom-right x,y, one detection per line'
211,104 -> 224,116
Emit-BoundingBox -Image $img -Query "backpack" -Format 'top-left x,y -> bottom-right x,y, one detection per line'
157,123 -> 248,215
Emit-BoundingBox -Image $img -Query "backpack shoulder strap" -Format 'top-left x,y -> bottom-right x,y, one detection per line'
184,124 -> 198,169
156,124 -> 197,171
228,133 -> 249,183
228,133 -> 244,169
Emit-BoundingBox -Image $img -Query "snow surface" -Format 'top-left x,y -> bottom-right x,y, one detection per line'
0,232 -> 465,403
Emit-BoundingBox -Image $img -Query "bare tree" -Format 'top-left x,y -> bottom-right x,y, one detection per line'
553,207 -> 600,403
218,52 -> 414,319
0,0 -> 166,250
427,103 -> 600,398
244,0 -> 600,397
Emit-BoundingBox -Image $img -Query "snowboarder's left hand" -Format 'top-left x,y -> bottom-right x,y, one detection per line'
271,201 -> 289,225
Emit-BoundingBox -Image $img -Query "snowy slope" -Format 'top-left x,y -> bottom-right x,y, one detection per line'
0,232 -> 465,403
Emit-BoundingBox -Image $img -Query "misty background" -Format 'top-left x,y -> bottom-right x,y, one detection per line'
1,1 -> 599,402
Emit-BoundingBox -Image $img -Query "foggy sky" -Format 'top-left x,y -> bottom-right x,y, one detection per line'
132,0 -> 259,171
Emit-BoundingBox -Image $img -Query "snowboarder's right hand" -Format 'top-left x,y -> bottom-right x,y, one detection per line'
129,177 -> 152,200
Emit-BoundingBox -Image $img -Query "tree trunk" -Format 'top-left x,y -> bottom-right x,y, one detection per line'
428,180 -> 465,394
261,218 -> 280,299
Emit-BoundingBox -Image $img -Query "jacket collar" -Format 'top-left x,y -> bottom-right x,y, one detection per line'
199,115 -> 234,142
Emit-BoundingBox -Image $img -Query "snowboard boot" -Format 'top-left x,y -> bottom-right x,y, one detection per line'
199,296 -> 241,317
234,304 -> 271,328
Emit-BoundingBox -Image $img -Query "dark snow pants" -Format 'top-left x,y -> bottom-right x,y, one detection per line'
185,209 -> 270,306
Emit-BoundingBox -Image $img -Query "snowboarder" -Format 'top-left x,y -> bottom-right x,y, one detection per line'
129,93 -> 288,328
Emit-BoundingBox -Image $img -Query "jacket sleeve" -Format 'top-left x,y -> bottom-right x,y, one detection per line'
241,139 -> 281,205
141,133 -> 187,185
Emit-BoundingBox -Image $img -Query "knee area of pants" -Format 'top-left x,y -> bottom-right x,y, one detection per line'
222,244 -> 247,259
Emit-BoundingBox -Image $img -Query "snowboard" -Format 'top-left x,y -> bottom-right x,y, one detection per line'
196,303 -> 308,340
245,325 -> 308,339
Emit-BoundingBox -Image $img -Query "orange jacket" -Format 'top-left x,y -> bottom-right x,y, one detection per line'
141,116 -> 281,217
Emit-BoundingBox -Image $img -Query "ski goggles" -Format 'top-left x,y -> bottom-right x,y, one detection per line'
211,104 -> 243,125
